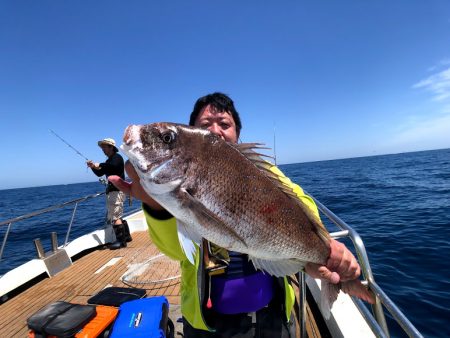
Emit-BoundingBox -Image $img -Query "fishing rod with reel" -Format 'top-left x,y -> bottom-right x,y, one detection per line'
49,129 -> 90,161
50,130 -> 110,185
50,129 -> 132,205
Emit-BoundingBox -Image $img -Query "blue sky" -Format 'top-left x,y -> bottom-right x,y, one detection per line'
1,1 -> 449,190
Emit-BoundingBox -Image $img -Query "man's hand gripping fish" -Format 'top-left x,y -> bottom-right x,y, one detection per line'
121,122 -> 375,318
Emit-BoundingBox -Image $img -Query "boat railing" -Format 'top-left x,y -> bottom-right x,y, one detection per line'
307,194 -> 423,338
0,192 -> 109,264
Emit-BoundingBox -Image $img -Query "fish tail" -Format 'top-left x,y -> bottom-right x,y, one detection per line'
320,281 -> 340,320
341,279 -> 376,304
320,279 -> 376,320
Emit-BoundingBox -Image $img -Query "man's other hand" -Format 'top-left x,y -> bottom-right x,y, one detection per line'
108,160 -> 164,210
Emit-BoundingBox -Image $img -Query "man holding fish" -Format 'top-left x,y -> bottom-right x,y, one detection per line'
110,92 -> 373,337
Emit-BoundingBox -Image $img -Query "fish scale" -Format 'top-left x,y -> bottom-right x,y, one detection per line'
122,122 -> 329,266
121,122 -> 374,318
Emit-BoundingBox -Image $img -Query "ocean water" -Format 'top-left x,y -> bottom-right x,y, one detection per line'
281,148 -> 450,338
0,182 -> 137,276
1,149 -> 449,337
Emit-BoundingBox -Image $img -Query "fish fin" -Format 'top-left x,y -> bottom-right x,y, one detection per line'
232,143 -> 275,162
250,256 -> 305,277
234,142 -> 272,153
320,281 -> 340,320
176,220 -> 201,265
232,143 -> 330,244
179,188 -> 248,249
341,279 -> 376,304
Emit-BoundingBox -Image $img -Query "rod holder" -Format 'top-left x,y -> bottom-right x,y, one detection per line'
34,239 -> 45,259
51,232 -> 58,252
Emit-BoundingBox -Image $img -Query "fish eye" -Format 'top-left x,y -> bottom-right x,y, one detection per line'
161,131 -> 176,144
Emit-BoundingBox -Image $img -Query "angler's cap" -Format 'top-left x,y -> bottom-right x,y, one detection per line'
98,138 -> 118,152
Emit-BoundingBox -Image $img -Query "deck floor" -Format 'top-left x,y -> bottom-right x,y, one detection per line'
0,229 -> 321,337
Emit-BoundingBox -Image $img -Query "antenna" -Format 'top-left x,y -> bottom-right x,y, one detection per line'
273,122 -> 277,165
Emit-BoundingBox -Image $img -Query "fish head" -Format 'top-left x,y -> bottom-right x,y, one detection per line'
121,122 -> 212,196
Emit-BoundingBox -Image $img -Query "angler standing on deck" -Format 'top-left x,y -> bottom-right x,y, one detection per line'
87,138 -> 132,249
109,93 -> 362,337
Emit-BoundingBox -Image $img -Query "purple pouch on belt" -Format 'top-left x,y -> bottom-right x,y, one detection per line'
210,271 -> 274,314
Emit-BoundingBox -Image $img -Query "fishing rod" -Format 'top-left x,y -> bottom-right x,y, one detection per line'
49,129 -> 89,161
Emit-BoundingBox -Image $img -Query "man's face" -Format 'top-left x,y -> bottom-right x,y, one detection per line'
100,144 -> 114,156
194,104 -> 238,143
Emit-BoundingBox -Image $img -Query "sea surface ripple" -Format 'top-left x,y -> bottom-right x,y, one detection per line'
282,148 -> 450,338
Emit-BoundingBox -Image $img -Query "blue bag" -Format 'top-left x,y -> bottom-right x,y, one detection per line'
109,296 -> 174,338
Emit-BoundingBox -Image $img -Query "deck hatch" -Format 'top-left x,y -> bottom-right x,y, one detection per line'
95,257 -> 123,274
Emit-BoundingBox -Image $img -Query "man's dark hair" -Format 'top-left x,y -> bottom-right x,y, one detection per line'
189,92 -> 242,137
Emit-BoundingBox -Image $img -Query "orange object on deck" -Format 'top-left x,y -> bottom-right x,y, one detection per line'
75,305 -> 119,338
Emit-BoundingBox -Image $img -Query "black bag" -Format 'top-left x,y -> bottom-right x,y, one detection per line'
87,286 -> 146,307
27,301 -> 96,337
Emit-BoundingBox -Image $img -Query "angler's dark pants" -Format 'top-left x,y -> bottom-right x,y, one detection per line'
112,219 -> 132,244
183,303 -> 296,338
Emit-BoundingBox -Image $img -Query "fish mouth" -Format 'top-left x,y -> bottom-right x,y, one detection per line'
122,147 -> 171,174
120,143 -> 174,176
148,157 -> 183,182
145,155 -> 174,174
119,143 -> 149,173
133,155 -> 184,189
